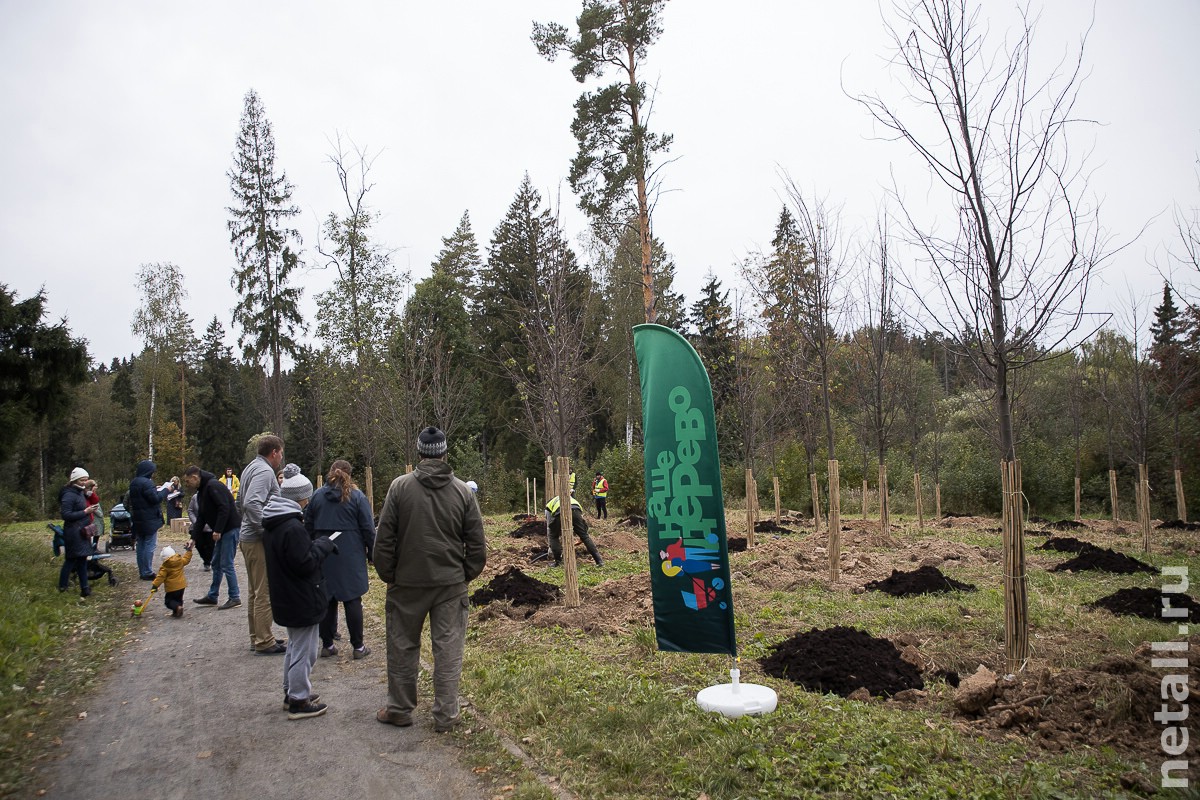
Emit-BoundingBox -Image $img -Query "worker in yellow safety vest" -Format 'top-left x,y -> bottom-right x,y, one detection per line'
592,471 -> 609,520
545,473 -> 604,567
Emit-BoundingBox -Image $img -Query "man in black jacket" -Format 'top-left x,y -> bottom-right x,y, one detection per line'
183,466 -> 243,611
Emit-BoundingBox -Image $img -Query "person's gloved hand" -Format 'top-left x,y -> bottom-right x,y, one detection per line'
314,536 -> 339,558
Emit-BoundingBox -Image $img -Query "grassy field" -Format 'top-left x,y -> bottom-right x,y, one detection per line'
426,513 -> 1198,799
0,522 -> 139,797
4,513 -> 1196,799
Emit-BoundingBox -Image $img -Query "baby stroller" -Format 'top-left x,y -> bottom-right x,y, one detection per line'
108,503 -> 134,552
48,523 -> 118,587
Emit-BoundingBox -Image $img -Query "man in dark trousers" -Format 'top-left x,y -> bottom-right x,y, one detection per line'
373,427 -> 486,733
592,471 -> 609,519
183,466 -> 242,611
128,460 -> 171,580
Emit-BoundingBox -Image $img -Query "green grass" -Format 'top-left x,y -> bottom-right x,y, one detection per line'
414,514 -> 1199,799
0,522 -> 139,797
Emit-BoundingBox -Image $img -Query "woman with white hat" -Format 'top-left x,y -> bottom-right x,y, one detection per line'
58,467 -> 99,598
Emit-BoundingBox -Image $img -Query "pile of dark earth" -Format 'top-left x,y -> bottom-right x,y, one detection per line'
1038,536 -> 1095,553
511,513 -> 539,523
727,537 -> 747,552
508,519 -> 546,538
754,520 -> 794,534
1089,587 -> 1200,620
1157,520 -> 1200,532
863,565 -> 977,597
1049,547 -> 1156,575
1047,519 -> 1087,531
618,515 -> 647,527
470,566 -> 560,608
760,626 -> 924,697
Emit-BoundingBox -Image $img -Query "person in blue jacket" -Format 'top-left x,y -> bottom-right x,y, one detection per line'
128,459 -> 171,580
305,459 -> 376,660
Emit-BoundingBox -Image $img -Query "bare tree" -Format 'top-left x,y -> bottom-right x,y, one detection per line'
857,0 -> 1112,670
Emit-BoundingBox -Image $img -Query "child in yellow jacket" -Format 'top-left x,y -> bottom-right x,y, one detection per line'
152,542 -> 194,618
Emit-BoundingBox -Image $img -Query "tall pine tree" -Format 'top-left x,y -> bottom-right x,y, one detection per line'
226,89 -> 304,437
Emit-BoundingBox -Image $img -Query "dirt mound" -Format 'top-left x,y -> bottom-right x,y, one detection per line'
1047,519 -> 1087,531
508,519 -> 546,538
1037,536 -> 1093,553
727,537 -> 747,552
1089,587 -> 1200,620
1049,547 -> 1155,575
618,515 -> 647,527
469,566 -> 560,608
863,566 -> 977,596
966,639 -> 1199,767
760,626 -> 924,698
511,513 -> 539,522
754,520 -> 794,534
1158,519 -> 1200,531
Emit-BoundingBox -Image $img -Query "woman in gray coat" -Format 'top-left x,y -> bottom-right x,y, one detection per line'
304,460 -> 375,659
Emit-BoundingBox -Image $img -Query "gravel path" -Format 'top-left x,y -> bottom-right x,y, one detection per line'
36,541 -> 487,799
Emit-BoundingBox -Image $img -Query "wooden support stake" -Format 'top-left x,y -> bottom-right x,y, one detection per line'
1074,476 -> 1081,522
862,479 -> 869,519
935,482 -> 942,520
1139,463 -> 1152,554
1176,469 -> 1188,524
810,472 -> 823,532
773,476 -> 781,524
1001,460 -> 1029,674
525,478 -> 530,517
828,460 -> 841,581
558,457 -> 580,608
913,472 -> 924,529
878,463 -> 890,535
316,475 -> 324,489
405,464 -> 412,474
366,466 -> 374,513
745,469 -> 756,548
1108,469 -> 1120,528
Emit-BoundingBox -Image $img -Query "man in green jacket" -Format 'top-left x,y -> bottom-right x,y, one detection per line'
373,426 -> 486,733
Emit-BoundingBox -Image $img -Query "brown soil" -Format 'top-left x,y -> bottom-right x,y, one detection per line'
863,565 -> 976,596
1088,587 -> 1200,620
1049,547 -> 1156,574
760,626 -> 924,697
1037,536 -> 1095,553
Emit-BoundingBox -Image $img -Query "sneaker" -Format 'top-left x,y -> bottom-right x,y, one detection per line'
202,563 -> 211,572
255,642 -> 286,655
140,574 -> 155,581
287,700 -> 328,720
332,631 -> 342,641
284,693 -> 319,709
173,606 -> 184,618
218,598 -> 242,610
352,645 -> 371,660
193,596 -> 217,606
108,576 -> 118,586
319,644 -> 338,658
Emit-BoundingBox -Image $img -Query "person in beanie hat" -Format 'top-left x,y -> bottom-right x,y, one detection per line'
373,426 -> 485,732
152,542 -> 194,617
262,472 -> 338,720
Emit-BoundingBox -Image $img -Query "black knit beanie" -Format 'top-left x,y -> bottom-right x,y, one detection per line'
417,427 -> 448,457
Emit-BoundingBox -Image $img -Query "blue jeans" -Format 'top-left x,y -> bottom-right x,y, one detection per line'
206,528 -> 240,601
135,530 -> 158,578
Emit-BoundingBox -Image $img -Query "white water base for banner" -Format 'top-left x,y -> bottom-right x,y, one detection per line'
696,668 -> 777,718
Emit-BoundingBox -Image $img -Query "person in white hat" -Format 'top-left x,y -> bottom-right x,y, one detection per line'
151,542 -> 194,617
58,467 -> 99,598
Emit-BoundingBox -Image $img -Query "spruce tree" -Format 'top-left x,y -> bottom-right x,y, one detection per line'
433,210 -> 484,295
1150,282 -> 1183,348
226,89 -> 304,436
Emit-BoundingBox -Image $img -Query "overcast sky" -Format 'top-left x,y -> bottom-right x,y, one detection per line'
3,1 -> 1198,366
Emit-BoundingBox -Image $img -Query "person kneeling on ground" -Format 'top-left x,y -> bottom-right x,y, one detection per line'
546,477 -> 604,567
263,471 -> 338,720
152,542 -> 194,617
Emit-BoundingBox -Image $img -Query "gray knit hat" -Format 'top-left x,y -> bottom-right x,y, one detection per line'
416,427 -> 447,457
281,463 -> 302,480
279,472 -> 313,502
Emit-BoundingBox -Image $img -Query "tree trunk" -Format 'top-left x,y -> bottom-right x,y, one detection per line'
827,460 -> 841,581
1001,460 -> 1030,673
1176,469 -> 1187,524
